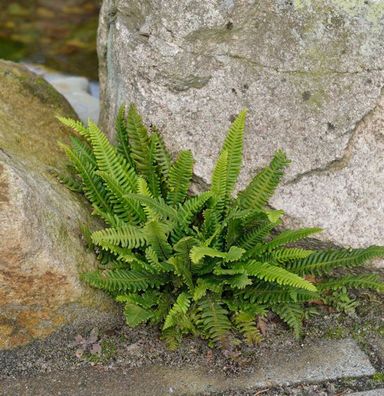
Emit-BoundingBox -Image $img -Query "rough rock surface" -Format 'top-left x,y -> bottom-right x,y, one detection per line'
0,60 -> 117,350
98,0 -> 384,254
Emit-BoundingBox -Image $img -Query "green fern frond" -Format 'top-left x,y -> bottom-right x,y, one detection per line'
271,248 -> 315,262
225,209 -> 268,247
173,236 -> 199,257
237,150 -> 290,211
213,266 -> 246,275
225,273 -> 252,289
201,208 -> 222,244
264,209 -> 285,224
161,327 -> 182,350
116,290 -> 160,307
242,283 -> 319,304
57,116 -> 89,138
126,104 -> 160,196
136,175 -> 153,197
127,193 -> 178,221
322,288 -> 358,314
87,120 -> 140,216
236,261 -> 317,291
69,135 -> 97,167
239,222 -> 275,251
92,224 -> 147,249
59,142 -> 112,213
151,292 -> 173,323
317,274 -> 384,292
98,171 -> 145,224
94,240 -> 133,259
163,292 -> 191,330
198,297 -> 232,342
115,105 -> 135,168
143,221 -> 173,260
148,133 -> 162,197
128,259 -> 158,274
145,247 -> 173,273
92,207 -> 125,228
172,192 -> 212,242
272,303 -> 303,338
224,207 -> 253,247
190,246 -> 245,265
125,104 -> 149,164
221,110 -> 247,197
234,311 -> 262,345
123,302 -> 154,327
210,149 -> 228,214
152,131 -> 172,185
229,301 -> 268,316
168,255 -> 194,292
133,176 -> 159,220
167,150 -> 194,206
265,228 -> 323,251
147,253 -> 168,272
170,236 -> 199,289
97,243 -> 154,273
288,246 -> 384,275
88,120 -> 121,173
54,171 -> 83,192
82,269 -> 163,292
209,110 -> 246,215
193,277 -> 223,301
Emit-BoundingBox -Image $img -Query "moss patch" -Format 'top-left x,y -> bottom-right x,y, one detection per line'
0,60 -> 78,172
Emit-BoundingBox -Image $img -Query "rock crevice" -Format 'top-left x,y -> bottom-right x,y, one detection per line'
287,85 -> 384,185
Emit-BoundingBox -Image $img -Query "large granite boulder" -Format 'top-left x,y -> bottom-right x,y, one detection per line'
0,60 -> 117,350
98,0 -> 384,253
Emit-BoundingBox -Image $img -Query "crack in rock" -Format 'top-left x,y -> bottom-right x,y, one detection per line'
287,86 -> 384,185
219,52 -> 384,76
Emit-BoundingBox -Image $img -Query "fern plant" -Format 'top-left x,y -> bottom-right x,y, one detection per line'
58,105 -> 384,348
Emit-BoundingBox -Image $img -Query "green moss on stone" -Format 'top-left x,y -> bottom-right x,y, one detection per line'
324,326 -> 348,339
0,60 -> 78,172
294,0 -> 384,30
372,372 -> 384,383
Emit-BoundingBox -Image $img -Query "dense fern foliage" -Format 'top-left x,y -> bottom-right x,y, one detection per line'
59,105 -> 384,348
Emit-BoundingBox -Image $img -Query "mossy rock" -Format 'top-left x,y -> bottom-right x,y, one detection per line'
0,60 -> 118,350
0,60 -> 78,171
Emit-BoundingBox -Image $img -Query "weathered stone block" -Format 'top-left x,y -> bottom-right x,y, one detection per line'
98,0 -> 384,258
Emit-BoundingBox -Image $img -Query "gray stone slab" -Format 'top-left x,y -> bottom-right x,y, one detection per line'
240,338 -> 375,388
0,339 -> 375,395
348,390 -> 384,396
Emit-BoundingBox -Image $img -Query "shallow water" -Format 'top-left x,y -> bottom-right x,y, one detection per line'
0,0 -> 100,79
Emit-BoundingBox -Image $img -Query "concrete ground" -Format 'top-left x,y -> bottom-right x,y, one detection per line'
1,334 -> 383,395
1,283 -> 383,395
